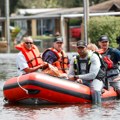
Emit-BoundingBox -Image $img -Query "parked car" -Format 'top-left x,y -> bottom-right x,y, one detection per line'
70,26 -> 81,39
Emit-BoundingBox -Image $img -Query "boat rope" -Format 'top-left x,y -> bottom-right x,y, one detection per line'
17,74 -> 29,94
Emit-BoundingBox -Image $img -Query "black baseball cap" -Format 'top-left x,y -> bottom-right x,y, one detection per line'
53,37 -> 63,42
98,35 -> 109,42
76,40 -> 87,47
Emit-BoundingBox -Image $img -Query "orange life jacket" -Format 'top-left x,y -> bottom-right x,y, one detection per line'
15,43 -> 44,68
45,48 -> 69,73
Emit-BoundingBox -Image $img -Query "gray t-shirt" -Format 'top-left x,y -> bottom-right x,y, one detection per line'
68,51 -> 101,81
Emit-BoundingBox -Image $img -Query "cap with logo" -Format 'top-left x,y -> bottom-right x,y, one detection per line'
98,35 -> 109,42
76,40 -> 87,47
53,37 -> 63,43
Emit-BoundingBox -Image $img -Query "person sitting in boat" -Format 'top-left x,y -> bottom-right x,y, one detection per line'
98,35 -> 120,98
68,40 -> 104,104
87,43 -> 98,52
15,36 -> 48,75
42,36 -> 69,78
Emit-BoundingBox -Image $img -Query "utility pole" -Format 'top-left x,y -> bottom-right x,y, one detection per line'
83,0 -> 89,44
5,0 -> 10,53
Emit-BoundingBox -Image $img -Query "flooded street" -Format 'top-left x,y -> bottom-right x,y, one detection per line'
0,53 -> 120,120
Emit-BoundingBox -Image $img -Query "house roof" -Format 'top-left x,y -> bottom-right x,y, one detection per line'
17,7 -> 83,16
17,8 -> 59,15
90,0 -> 120,12
41,7 -> 83,15
16,0 -> 120,17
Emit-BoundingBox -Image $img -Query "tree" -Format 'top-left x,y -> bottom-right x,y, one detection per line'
90,0 -> 109,5
88,16 -> 120,47
58,0 -> 83,8
0,0 -> 110,16
0,0 -> 5,16
0,0 -> 22,16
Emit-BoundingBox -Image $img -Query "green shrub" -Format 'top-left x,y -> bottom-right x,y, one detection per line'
32,35 -> 54,41
88,16 -> 120,47
11,27 -> 21,41
69,18 -> 82,26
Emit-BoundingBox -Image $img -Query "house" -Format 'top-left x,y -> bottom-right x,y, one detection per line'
0,0 -> 120,52
14,7 -> 83,37
14,0 -> 120,36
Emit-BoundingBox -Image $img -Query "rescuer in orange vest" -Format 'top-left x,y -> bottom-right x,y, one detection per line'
42,36 -> 69,78
16,36 -> 48,75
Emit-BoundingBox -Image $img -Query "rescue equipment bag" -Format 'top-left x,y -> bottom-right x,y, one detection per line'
41,64 -> 61,77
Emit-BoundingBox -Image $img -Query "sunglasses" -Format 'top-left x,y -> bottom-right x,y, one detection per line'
56,42 -> 63,44
25,42 -> 33,45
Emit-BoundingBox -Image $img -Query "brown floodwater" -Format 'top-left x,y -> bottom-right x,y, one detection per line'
0,53 -> 120,120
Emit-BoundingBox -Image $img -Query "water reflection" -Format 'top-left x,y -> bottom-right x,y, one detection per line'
0,53 -> 17,80
2,101 -> 120,120
2,104 -> 93,120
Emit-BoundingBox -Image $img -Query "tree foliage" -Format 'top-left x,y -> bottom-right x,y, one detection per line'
17,0 -> 109,8
0,0 -> 5,16
88,16 -> 120,47
0,0 -> 110,15
0,0 -> 22,16
18,0 -> 109,8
